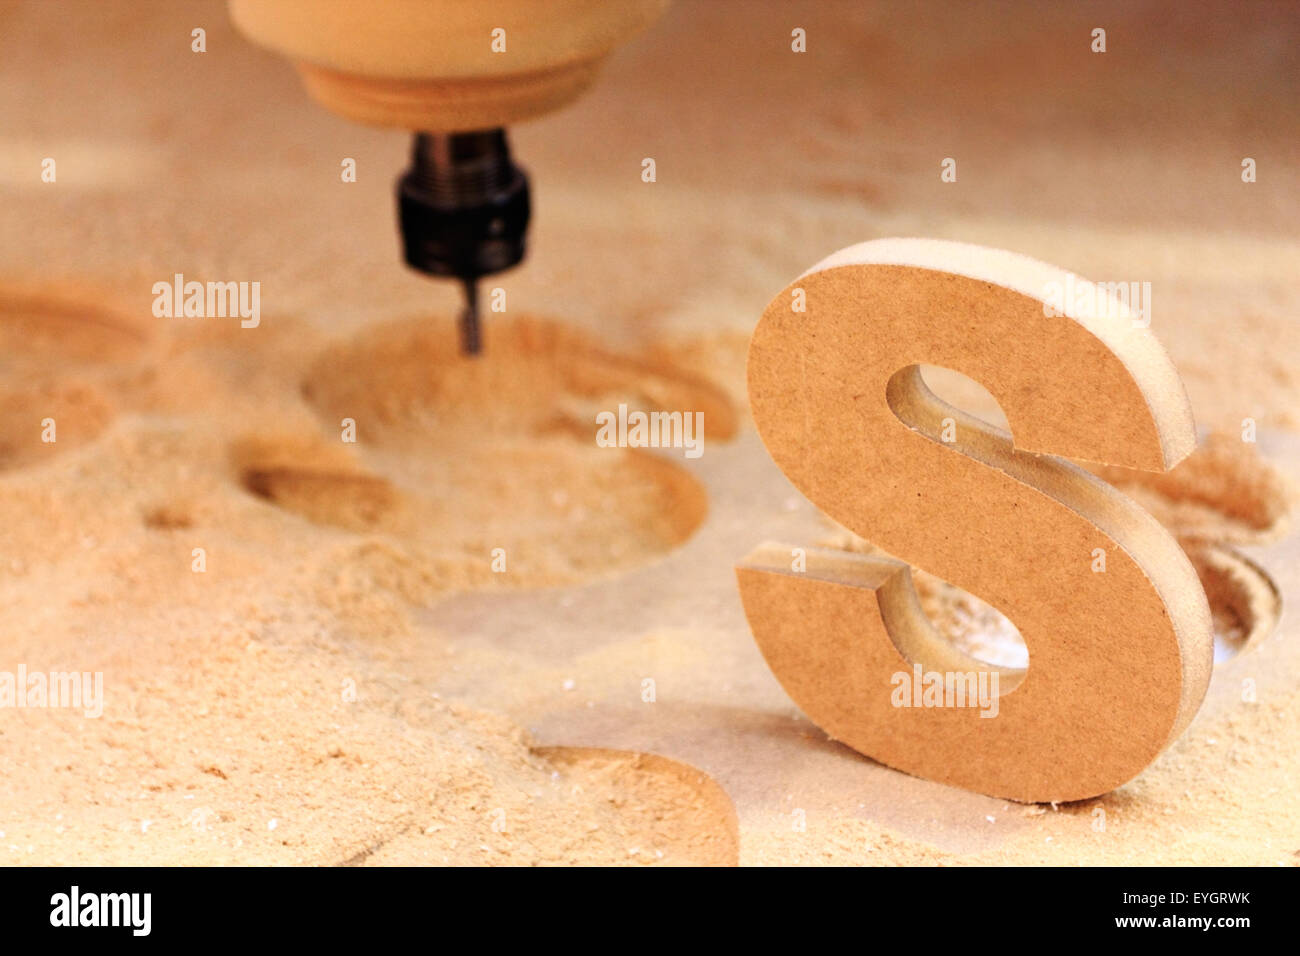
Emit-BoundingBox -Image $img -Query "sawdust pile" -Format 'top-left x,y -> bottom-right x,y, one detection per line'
0,298 -> 741,865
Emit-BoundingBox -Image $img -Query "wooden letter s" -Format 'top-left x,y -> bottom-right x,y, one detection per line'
738,239 -> 1212,802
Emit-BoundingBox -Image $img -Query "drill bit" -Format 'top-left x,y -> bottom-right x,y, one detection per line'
459,277 -> 481,356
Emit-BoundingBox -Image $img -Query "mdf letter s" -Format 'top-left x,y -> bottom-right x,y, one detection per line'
737,238 -> 1212,803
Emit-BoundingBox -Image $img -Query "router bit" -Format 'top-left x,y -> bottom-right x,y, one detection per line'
397,129 -> 531,355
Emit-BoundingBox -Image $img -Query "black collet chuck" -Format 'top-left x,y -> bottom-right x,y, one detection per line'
396,129 -> 531,355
